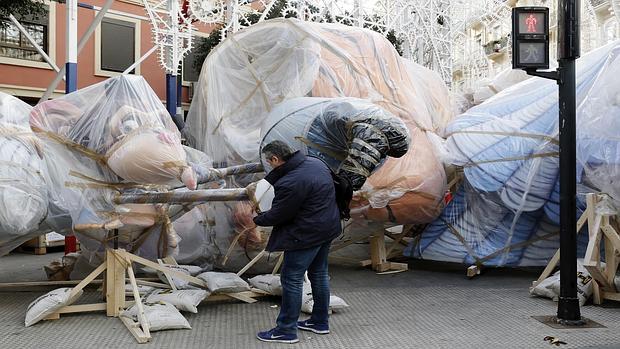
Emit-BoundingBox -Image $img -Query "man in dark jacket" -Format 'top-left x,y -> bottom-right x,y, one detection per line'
254,140 -> 341,344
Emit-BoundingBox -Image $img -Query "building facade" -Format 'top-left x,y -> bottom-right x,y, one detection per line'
455,0 -> 620,90
0,0 -> 214,109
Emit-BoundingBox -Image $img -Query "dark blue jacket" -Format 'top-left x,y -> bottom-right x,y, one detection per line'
253,151 -> 342,252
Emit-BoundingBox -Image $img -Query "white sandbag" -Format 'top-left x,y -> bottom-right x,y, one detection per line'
124,283 -> 155,295
25,288 -> 82,327
197,272 -> 250,293
530,274 -> 559,301
157,264 -> 201,289
301,293 -> 350,314
248,274 -> 282,295
530,259 -> 594,306
121,301 -> 191,331
145,289 -> 209,313
164,264 -> 204,276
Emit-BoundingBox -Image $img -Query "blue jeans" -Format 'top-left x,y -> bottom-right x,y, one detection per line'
276,241 -> 331,334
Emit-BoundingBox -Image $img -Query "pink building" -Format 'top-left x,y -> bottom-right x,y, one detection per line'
0,0 -> 213,109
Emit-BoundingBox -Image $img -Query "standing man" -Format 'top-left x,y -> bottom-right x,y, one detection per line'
253,140 -> 342,344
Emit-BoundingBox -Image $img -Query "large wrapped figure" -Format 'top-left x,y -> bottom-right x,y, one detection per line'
29,75 -> 197,262
0,93 -> 48,255
185,18 -> 450,226
406,41 -> 620,266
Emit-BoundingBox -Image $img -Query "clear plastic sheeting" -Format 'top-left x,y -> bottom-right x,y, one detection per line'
0,93 -> 49,255
405,41 -> 620,266
472,68 -> 531,105
185,18 -> 450,225
28,75 -> 196,263
260,97 -> 409,189
405,180 -> 590,267
31,75 -> 196,189
576,44 -> 620,208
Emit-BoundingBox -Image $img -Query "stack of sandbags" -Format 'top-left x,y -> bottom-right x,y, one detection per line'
0,93 -> 49,256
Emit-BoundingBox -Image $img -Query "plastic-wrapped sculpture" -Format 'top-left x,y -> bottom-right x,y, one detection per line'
185,18 -> 450,226
406,41 -> 620,266
0,93 -> 49,255
28,75 -> 197,262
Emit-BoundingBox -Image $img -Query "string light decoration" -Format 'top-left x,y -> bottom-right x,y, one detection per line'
143,0 -> 195,74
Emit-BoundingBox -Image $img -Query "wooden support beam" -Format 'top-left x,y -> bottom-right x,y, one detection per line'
237,250 -> 266,277
532,207 -> 588,287
272,253 -> 284,275
126,253 -> 207,288
369,231 -> 388,272
157,259 -> 178,291
126,260 -> 150,339
106,250 -> 126,317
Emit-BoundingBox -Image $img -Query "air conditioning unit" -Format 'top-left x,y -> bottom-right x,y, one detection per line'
189,81 -> 196,101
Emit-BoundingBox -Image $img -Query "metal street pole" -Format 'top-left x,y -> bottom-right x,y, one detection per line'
556,0 -> 583,324
65,0 -> 78,93
65,0 -> 79,253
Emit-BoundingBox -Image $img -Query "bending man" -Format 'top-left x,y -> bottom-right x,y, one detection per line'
254,141 -> 341,344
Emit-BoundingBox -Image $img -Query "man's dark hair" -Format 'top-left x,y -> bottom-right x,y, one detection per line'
262,140 -> 294,161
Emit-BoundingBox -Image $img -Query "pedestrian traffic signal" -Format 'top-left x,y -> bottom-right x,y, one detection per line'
512,7 -> 550,69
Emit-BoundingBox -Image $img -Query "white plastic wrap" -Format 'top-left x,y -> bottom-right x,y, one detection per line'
31,75 -> 196,188
576,44 -> 620,208
0,93 -> 49,256
185,18 -> 450,227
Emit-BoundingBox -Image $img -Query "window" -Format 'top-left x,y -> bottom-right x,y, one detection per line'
183,37 -> 205,82
0,8 -> 48,62
100,17 -> 136,73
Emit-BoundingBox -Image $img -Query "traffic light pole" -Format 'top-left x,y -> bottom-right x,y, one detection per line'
517,0 -> 584,325
556,0 -> 583,325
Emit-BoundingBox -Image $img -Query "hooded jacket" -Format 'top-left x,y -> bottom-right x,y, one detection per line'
253,151 -> 341,252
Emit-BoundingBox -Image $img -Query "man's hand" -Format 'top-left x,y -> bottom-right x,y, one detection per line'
245,181 -> 261,214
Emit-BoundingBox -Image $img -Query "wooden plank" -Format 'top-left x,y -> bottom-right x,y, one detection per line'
133,279 -> 171,289
583,214 -> 603,267
359,259 -> 372,267
237,250 -> 266,277
602,223 -> 619,291
70,262 -> 106,300
584,265 -> 613,289
106,250 -> 126,317
533,207 -> 589,287
127,253 -> 207,288
55,303 -> 107,314
127,262 -> 150,338
0,279 -> 104,288
601,223 -> 620,255
329,234 -> 370,253
376,269 -> 407,275
120,315 -> 150,344
161,256 -> 178,265
592,280 -> 602,305
157,259 -> 178,291
602,291 -> 620,302
271,253 -> 284,275
226,292 -> 258,304
387,262 -> 408,271
369,232 -> 387,272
